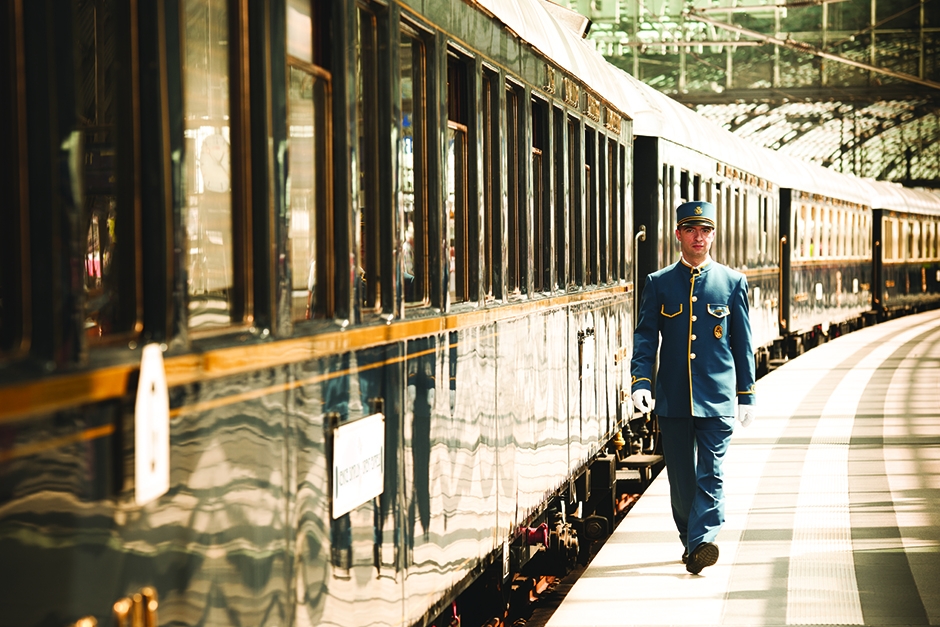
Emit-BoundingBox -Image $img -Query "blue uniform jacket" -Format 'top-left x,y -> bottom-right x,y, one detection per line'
631,258 -> 756,417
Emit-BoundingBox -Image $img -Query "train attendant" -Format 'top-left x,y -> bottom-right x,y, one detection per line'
630,200 -> 756,574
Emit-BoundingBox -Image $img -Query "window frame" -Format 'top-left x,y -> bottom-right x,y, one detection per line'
531,94 -> 550,294
400,22 -> 431,309
355,2 -> 383,316
505,80 -> 526,297
481,65 -> 500,302
584,125 -> 597,285
1,0 -> 30,359
567,114 -> 582,288
180,0 -> 253,334
446,47 -> 475,306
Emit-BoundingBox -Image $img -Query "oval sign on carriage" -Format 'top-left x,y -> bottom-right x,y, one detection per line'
332,413 -> 385,519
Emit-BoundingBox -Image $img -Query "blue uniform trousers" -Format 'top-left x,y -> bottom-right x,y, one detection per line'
659,414 -> 735,552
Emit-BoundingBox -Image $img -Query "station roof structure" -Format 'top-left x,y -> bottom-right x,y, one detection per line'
564,0 -> 940,187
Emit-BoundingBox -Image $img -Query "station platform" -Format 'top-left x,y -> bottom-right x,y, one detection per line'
546,309 -> 940,627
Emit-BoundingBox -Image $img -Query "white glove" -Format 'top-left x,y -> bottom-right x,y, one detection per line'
632,389 -> 653,414
736,404 -> 755,428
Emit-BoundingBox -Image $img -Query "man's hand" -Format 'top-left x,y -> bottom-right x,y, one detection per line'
632,389 -> 653,414
736,405 -> 755,427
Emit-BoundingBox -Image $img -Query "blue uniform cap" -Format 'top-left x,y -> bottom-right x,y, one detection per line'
676,201 -> 717,228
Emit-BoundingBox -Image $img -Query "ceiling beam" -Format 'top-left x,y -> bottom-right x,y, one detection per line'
671,86 -> 937,105
685,10 -> 940,91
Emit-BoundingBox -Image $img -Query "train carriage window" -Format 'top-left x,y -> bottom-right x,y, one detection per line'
723,185 -> 734,265
287,66 -> 332,320
745,190 -> 758,266
886,218 -> 898,261
922,220 -> 928,260
531,96 -> 550,293
933,221 -> 938,259
840,209 -> 848,258
847,211 -> 853,257
839,209 -> 850,257
596,132 -> 608,284
567,115 -> 582,287
852,211 -> 860,258
596,132 -> 608,283
809,205 -> 819,258
1,5 -> 28,356
662,165 -> 670,267
619,143 -> 629,281
585,127 -> 597,285
447,50 -> 474,305
401,26 -> 429,305
735,187 -> 743,267
737,188 -> 747,267
883,218 -> 891,261
902,220 -> 911,260
797,205 -> 806,259
506,82 -> 526,296
849,211 -> 862,257
861,212 -> 867,259
929,221 -> 937,259
754,192 -> 764,264
356,5 -> 381,313
713,181 -> 722,262
554,106 -> 566,289
805,203 -> 812,259
73,1 -> 139,342
665,165 -> 677,266
482,68 -> 499,300
761,196 -> 770,263
930,220 -> 940,260
183,0 -> 245,330
836,206 -> 843,257
727,186 -> 734,266
712,181 -> 722,261
287,1 -> 332,321
606,138 -> 618,283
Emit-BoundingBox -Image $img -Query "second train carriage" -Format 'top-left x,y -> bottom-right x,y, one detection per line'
621,63 -> 940,367
774,154 -> 875,352
1,1 -> 641,626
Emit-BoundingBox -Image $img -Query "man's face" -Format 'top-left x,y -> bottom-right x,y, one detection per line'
676,224 -> 715,264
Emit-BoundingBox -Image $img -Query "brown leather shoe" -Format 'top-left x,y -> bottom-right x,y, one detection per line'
686,542 -> 719,574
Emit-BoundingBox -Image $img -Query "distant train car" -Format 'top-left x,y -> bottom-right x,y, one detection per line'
620,67 -> 940,367
871,181 -> 940,316
1,1 -> 640,627
773,155 -> 875,354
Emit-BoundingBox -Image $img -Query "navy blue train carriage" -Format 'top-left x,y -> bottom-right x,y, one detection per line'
0,1 -> 641,627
